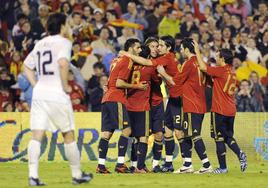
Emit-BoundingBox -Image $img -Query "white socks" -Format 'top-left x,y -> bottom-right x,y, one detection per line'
28,139 -> 41,178
64,141 -> 82,179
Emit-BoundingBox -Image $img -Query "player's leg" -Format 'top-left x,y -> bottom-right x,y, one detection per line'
151,103 -> 164,172
62,130 -> 93,184
97,102 -> 114,173
211,112 -> 228,174
130,137 -> 138,172
174,112 -> 194,173
222,115 -> 247,172
135,111 -> 150,173
115,103 -> 131,173
28,130 -> 46,186
161,99 -> 175,172
28,100 -> 47,186
191,113 -> 212,174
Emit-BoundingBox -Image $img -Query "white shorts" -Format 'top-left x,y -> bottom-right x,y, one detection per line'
30,100 -> 75,133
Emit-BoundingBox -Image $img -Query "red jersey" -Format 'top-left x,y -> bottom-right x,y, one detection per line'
207,65 -> 237,116
127,64 -> 157,111
178,56 -> 206,114
102,56 -> 132,105
152,52 -> 182,98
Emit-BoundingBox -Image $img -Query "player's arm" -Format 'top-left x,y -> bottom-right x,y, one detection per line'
193,40 -> 207,72
23,51 -> 37,87
119,51 -> 153,66
116,79 -> 148,90
58,58 -> 71,93
156,65 -> 175,85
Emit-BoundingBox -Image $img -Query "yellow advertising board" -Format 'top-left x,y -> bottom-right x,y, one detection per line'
0,112 -> 267,162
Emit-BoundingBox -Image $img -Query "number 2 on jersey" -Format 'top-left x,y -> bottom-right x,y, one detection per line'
37,50 -> 54,76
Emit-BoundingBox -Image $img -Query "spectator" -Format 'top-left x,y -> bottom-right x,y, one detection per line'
12,13 -> 29,38
117,27 -> 137,49
158,8 -> 180,37
31,4 -> 49,39
89,74 -> 108,112
92,8 -> 105,35
236,79 -> 258,112
91,27 -> 114,56
226,0 -> 249,19
88,62 -> 106,90
249,71 -> 266,111
9,51 -> 23,80
245,37 -> 262,63
180,12 -> 198,38
0,69 -> 16,90
144,2 -> 165,39
121,2 -> 148,41
60,1 -> 73,16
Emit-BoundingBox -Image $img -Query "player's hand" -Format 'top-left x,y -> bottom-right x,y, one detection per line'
118,50 -> 128,57
102,85 -> 108,93
192,40 -> 200,54
64,85 -> 72,94
134,81 -> 148,90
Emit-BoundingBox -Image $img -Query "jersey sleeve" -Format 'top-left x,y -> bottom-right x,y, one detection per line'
56,39 -> 72,62
206,66 -> 224,78
151,54 -> 168,66
118,57 -> 133,81
23,49 -> 36,70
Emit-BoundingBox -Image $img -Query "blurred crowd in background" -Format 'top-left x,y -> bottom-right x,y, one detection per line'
0,0 -> 268,112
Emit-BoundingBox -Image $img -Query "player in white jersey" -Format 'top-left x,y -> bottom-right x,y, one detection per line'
24,13 -> 92,186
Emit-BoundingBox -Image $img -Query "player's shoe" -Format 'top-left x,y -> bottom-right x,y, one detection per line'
213,168 -> 228,174
96,165 -> 111,174
143,166 -> 150,173
194,166 -> 213,174
174,165 -> 194,174
239,151 -> 247,172
152,165 -> 162,173
160,163 -> 174,172
72,172 -> 93,185
115,164 -> 131,173
129,166 -> 137,173
135,168 -> 149,173
28,177 -> 46,186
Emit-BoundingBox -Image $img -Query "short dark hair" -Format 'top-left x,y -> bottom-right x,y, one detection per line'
47,13 -> 67,35
145,37 -> 158,46
241,79 -> 250,85
139,45 -> 150,58
16,13 -> 28,21
72,11 -> 82,18
124,38 -> 140,51
93,62 -> 105,70
160,35 -> 175,52
181,37 -> 195,54
219,48 -> 233,65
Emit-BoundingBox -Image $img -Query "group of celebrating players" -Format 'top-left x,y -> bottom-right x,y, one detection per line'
23,12 -> 248,186
97,33 -> 248,175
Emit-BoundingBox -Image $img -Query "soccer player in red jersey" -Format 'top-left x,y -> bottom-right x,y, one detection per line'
120,35 -> 183,172
97,39 -> 147,174
127,45 -> 159,173
174,38 -> 212,174
193,41 -> 247,173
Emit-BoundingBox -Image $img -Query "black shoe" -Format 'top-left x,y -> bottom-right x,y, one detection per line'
72,172 -> 93,185
239,151 -> 247,172
160,163 -> 174,172
152,165 -> 162,173
29,177 -> 46,186
129,166 -> 137,173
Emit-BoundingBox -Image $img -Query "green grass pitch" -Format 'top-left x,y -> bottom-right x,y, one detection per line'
0,161 -> 267,188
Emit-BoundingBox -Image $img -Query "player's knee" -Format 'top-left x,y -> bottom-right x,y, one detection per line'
102,131 -> 113,140
174,129 -> 184,140
122,127 -> 131,137
32,130 -> 46,142
139,136 -> 148,143
164,126 -> 173,137
154,131 -> 163,141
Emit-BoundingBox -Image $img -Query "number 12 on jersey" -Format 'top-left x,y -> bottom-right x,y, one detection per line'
37,50 -> 54,76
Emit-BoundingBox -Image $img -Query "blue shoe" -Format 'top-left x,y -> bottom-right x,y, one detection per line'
29,177 -> 46,186
239,151 -> 247,172
72,172 -> 93,185
213,167 -> 228,174
160,164 -> 174,172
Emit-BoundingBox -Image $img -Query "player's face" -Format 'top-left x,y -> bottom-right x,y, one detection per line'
158,40 -> 168,55
132,42 -> 142,55
148,41 -> 158,58
180,45 -> 187,58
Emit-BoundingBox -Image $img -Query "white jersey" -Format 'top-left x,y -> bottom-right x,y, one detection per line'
24,35 -> 72,104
